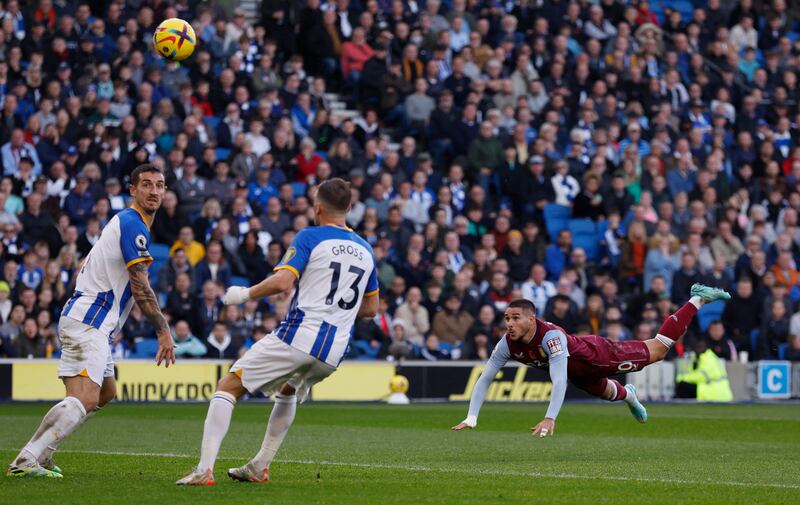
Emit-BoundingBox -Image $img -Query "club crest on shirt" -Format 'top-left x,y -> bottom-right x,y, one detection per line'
531,348 -> 546,359
281,246 -> 296,264
546,338 -> 563,356
135,234 -> 148,250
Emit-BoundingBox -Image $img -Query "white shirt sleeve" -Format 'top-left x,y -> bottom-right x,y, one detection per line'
540,329 -> 570,420
463,338 -> 511,426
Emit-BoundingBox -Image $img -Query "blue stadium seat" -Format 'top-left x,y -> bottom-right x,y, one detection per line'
543,204 -> 571,241
568,218 -> 600,261
671,0 -> 694,20
150,243 -> 170,261
130,338 -> 159,359
750,329 -> 760,354
216,147 -> 232,161
696,300 -> 725,332
352,340 -> 378,359
291,182 -> 307,197
230,276 -> 249,287
777,343 -> 789,360
203,116 -> 221,131
148,243 -> 171,281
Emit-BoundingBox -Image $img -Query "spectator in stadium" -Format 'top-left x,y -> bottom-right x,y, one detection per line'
520,264 -> 556,317
544,230 -> 572,282
193,240 -> 232,293
706,320 -> 738,361
0,281 -> 12,323
462,304 -> 500,360
760,299 -> 790,359
420,333 -> 453,361
204,321 -> 237,360
393,286 -> 429,346
544,294 -> 578,334
0,323 -> 15,356
15,316 -> 45,358
194,280 -> 222,339
786,334 -> 800,361
170,226 -> 206,267
1,305 -> 24,345
432,293 -> 473,346
172,319 -> 207,359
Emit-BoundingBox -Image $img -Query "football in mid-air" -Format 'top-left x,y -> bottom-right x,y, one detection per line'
153,18 -> 196,61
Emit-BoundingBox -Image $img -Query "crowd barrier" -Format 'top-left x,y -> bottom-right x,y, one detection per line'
0,359 -> 796,402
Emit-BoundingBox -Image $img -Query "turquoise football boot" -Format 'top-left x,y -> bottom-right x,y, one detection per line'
624,384 -> 648,424
690,283 -> 731,302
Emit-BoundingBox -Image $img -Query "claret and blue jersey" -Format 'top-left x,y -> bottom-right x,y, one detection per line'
61,207 -> 153,340
272,225 -> 379,367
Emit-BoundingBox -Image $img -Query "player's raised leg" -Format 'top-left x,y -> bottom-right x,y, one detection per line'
176,372 -> 247,486
227,384 -> 297,483
645,283 -> 731,362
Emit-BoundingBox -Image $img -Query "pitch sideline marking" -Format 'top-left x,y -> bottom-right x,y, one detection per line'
2,447 -> 799,490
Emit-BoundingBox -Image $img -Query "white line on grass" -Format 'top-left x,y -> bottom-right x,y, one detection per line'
2,447 -> 799,490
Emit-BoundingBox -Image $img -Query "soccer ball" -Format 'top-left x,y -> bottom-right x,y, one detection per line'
389,375 -> 409,394
153,18 -> 196,62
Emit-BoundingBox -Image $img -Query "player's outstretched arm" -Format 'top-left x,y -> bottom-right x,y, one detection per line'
128,262 -> 175,367
452,339 -> 510,431
532,332 -> 570,438
222,269 -> 296,305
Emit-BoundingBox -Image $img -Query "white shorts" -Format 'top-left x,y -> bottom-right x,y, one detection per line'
57,316 -> 114,387
230,334 -> 336,402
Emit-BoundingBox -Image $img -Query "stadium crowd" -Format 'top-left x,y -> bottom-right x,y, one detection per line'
1,0 -> 800,365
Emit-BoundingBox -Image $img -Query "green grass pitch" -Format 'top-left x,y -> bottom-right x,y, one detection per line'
1,402 -> 799,504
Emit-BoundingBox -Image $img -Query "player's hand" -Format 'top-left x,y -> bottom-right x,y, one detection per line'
531,418 -> 555,438
155,331 -> 176,368
452,416 -> 477,431
222,286 -> 250,305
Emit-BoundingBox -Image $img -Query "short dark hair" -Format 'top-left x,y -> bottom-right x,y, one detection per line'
130,164 -> 163,186
316,178 -> 351,213
508,299 -> 536,314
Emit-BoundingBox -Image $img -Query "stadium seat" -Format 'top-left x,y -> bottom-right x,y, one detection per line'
671,0 -> 694,20
568,218 -> 600,261
215,147 -> 232,161
352,340 -> 378,359
777,343 -> 789,360
291,182 -> 307,197
230,276 -> 249,287
696,300 -> 724,332
130,338 -> 159,359
543,204 -> 571,241
148,243 -> 171,281
203,116 -> 221,131
750,329 -> 760,354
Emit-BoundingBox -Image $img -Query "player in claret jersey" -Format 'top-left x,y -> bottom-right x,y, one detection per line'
452,284 -> 730,437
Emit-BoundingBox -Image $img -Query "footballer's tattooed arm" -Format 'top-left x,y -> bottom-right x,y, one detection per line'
128,262 -> 175,366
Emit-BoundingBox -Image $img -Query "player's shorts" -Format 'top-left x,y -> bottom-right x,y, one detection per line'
567,335 -> 651,379
57,316 -> 114,387
229,333 -> 336,402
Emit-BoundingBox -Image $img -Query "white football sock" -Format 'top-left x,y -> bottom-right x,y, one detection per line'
198,392 -> 237,472
40,406 -> 100,464
15,396 -> 86,466
251,394 -> 297,471
689,295 -> 704,309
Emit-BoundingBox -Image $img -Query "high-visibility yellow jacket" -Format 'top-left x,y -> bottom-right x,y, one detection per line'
676,349 -> 733,402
